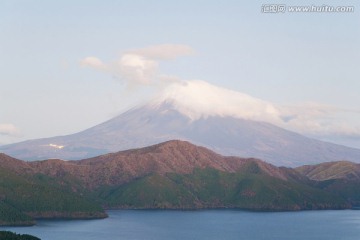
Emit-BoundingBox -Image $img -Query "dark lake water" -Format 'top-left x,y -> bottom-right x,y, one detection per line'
1,210 -> 360,240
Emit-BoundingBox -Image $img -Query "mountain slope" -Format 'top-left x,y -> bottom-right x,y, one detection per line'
0,141 -> 355,225
296,161 -> 360,206
2,102 -> 360,167
30,140 -> 289,188
0,154 -> 107,226
97,168 -> 347,211
25,141 -> 351,210
296,161 -> 360,181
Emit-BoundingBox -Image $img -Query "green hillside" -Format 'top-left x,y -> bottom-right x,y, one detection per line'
1,141 -> 359,226
296,161 -> 360,181
0,167 -> 106,226
0,231 -> 40,240
296,161 -> 360,206
0,201 -> 34,226
95,168 -> 348,211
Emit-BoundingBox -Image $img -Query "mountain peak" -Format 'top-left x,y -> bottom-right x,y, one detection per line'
72,140 -> 290,185
2,81 -> 360,166
140,140 -> 204,151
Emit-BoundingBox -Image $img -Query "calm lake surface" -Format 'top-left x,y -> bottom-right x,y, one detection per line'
2,210 -> 360,240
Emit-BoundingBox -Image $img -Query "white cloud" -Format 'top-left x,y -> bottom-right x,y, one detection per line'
279,104 -> 360,138
116,54 -> 158,85
80,45 -> 360,141
153,80 -> 281,123
126,44 -> 194,60
0,124 -> 20,136
152,80 -> 360,138
80,57 -> 107,70
80,44 -> 194,86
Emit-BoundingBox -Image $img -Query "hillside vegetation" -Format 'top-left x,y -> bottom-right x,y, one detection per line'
0,140 -> 359,225
296,161 -> 360,206
0,154 -> 106,226
0,231 -> 40,240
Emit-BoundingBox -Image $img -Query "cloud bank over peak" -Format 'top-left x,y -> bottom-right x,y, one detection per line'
80,44 -> 193,86
151,80 -> 360,139
80,45 -> 360,146
152,80 -> 281,123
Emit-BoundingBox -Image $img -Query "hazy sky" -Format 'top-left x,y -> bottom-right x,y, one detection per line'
1,0 -> 360,148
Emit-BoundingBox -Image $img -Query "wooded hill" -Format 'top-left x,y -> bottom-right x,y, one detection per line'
1,140 -> 359,225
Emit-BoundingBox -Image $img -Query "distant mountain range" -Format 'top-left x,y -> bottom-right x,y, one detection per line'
1,99 -> 360,167
1,140 -> 360,226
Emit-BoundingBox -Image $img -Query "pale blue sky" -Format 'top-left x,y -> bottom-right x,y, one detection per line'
1,0 -> 360,148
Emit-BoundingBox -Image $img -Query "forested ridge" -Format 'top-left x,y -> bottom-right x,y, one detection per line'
0,231 -> 40,240
1,141 -> 360,226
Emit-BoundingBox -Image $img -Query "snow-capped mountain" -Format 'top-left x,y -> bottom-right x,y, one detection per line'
1,80 -> 360,166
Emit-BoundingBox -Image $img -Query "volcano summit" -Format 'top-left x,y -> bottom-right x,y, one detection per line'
1,80 -> 360,166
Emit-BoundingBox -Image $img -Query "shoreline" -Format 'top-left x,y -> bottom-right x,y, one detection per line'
2,206 -> 358,227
